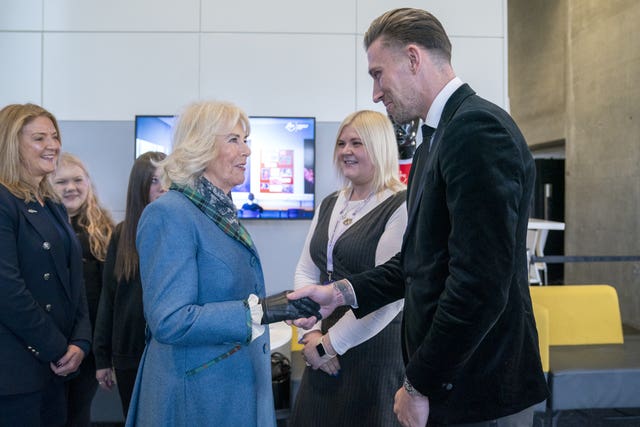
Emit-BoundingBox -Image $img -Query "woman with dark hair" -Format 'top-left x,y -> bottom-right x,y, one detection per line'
50,152 -> 115,426
92,151 -> 166,417
0,103 -> 91,425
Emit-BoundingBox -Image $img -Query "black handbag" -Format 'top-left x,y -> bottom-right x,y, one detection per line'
271,352 -> 291,410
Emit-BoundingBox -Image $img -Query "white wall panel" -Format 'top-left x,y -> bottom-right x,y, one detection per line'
356,0 -> 504,37
451,37 -> 505,109
355,35 -> 507,114
43,0 -> 199,31
200,33 -> 357,122
0,0 -> 42,30
0,33 -> 42,106
201,0 -> 355,33
58,121 -> 133,222
355,35 -> 386,114
43,33 -> 200,120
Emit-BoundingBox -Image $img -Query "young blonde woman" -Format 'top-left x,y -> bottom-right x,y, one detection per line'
51,152 -> 114,426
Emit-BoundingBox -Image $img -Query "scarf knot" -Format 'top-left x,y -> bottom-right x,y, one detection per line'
170,177 -> 255,252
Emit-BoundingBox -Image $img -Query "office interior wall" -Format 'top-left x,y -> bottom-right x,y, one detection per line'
2,0 -> 507,294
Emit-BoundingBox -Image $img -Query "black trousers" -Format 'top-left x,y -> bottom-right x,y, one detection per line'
65,353 -> 98,427
115,368 -> 138,418
0,377 -> 67,427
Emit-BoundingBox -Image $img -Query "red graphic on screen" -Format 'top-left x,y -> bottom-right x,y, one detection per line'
398,158 -> 412,184
260,149 -> 294,193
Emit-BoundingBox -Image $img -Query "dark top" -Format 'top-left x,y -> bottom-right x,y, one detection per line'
348,84 -> 549,424
0,184 -> 91,395
93,222 -> 146,370
71,216 -> 103,330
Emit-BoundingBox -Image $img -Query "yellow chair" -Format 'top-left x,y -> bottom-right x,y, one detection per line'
532,302 -> 549,372
530,284 -> 623,345
290,326 -> 303,351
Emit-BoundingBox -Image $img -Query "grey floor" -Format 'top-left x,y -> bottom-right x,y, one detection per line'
92,327 -> 640,426
93,409 -> 640,427
534,409 -> 640,426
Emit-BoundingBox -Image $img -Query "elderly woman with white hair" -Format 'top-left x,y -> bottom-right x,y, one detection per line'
125,100 -> 319,427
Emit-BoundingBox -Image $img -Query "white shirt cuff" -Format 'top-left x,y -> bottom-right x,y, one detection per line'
248,294 -> 265,342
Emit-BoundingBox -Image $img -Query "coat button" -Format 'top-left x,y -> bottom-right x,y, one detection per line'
263,343 -> 268,354
442,383 -> 453,391
250,257 -> 257,267
45,304 -> 52,312
43,273 -> 51,280
42,242 -> 51,250
406,276 -> 412,285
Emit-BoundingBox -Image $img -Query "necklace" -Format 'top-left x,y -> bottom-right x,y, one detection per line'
326,189 -> 375,282
338,189 -> 374,226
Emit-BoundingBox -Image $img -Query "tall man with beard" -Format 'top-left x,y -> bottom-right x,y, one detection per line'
289,8 -> 548,427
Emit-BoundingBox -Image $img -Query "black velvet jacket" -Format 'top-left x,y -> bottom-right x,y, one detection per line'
349,84 -> 549,424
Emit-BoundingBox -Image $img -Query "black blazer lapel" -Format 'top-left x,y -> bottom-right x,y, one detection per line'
21,200 -> 74,300
404,84 -> 477,234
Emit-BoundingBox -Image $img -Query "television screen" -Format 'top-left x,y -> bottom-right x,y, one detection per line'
134,115 -> 315,219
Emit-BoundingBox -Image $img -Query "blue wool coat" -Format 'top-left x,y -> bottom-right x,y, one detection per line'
126,190 -> 275,427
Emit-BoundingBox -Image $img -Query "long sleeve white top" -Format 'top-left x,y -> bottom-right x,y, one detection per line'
294,188 -> 406,355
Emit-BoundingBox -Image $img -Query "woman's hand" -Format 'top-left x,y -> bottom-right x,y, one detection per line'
318,355 -> 341,377
50,344 -> 85,377
96,368 -> 116,390
300,330 -> 324,369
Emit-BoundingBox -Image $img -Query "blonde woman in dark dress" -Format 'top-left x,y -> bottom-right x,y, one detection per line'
290,110 -> 407,427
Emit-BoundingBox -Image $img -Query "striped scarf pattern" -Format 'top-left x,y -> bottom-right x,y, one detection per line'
170,177 -> 255,253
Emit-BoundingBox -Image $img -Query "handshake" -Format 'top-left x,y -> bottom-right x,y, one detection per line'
260,291 -> 322,324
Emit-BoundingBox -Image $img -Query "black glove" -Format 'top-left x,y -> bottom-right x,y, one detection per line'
260,291 -> 322,325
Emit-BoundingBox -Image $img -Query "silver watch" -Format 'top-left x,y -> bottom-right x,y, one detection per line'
403,377 -> 424,397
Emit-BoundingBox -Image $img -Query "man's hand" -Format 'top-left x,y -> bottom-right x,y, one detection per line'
50,344 -> 85,377
287,284 -> 342,329
394,386 -> 430,427
260,291 -> 321,324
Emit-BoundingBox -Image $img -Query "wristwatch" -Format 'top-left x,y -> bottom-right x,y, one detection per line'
315,336 -> 335,361
403,377 -> 425,397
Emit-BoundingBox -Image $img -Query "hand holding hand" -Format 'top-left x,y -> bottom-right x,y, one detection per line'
96,368 -> 115,390
50,344 -> 85,377
394,386 -> 430,427
260,291 -> 322,324
301,330 -> 324,369
287,284 -> 342,329
318,355 -> 341,377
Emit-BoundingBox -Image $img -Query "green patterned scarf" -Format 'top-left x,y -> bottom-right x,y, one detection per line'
170,177 -> 255,254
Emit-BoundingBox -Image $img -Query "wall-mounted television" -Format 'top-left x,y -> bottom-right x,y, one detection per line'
134,115 -> 315,219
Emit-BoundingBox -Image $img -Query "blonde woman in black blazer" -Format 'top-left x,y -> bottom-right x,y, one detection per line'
0,104 -> 91,426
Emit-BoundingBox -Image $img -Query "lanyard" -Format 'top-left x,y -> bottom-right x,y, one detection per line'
326,189 -> 374,281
